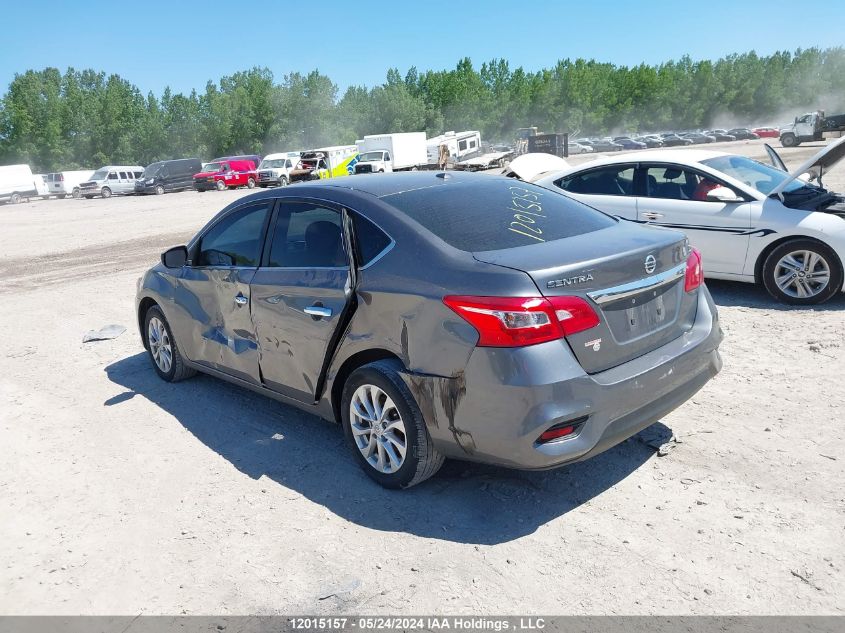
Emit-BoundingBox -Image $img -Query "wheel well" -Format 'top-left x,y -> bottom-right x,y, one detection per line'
137,297 -> 158,349
330,349 -> 403,423
754,235 -> 843,284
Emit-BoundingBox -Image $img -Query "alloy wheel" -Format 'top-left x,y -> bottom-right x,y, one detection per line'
147,316 -> 173,374
349,384 -> 407,474
774,250 -> 831,299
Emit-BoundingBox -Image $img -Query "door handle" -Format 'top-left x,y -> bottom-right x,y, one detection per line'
642,211 -> 664,220
304,305 -> 333,318
234,294 -> 248,307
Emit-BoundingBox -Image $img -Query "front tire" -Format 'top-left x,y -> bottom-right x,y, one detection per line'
101,187 -> 112,198
341,360 -> 444,489
155,184 -> 165,195
216,179 -> 226,191
762,239 -> 843,305
143,305 -> 196,382
781,134 -> 798,148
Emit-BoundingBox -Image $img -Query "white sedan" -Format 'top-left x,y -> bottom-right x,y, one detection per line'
531,139 -> 845,304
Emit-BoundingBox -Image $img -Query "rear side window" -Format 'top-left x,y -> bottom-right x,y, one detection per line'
382,178 -> 615,252
558,165 -> 635,196
354,214 -> 391,265
268,202 -> 347,268
198,202 -> 271,267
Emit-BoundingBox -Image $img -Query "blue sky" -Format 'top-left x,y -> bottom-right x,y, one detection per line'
2,0 -> 843,96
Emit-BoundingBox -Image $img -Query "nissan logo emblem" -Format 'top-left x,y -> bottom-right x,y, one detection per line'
644,255 -> 657,274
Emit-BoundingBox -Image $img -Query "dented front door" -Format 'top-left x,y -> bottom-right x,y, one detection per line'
175,201 -> 272,384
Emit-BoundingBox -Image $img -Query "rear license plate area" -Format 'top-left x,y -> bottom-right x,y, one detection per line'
601,284 -> 680,342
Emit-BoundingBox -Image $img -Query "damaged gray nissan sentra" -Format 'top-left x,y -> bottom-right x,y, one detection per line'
136,171 -> 723,488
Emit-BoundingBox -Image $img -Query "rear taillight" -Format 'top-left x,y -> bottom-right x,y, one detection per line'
443,295 -> 599,348
58,173 -> 64,181
685,248 -> 703,292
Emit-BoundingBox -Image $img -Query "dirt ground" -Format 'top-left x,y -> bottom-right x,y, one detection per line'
1,139 -> 843,615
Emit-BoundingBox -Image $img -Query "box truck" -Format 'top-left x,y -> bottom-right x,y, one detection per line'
354,133 -> 428,173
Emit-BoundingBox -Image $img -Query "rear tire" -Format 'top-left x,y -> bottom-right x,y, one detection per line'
341,360 -> 444,489
101,187 -> 112,198
247,177 -> 256,189
143,305 -> 196,382
761,239 -> 842,305
279,176 -> 288,187
9,193 -> 21,204
72,187 -> 81,199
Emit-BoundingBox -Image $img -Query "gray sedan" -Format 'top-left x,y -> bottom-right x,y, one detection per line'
136,172 -> 723,488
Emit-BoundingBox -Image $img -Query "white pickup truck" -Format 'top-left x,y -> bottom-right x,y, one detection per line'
256,152 -> 302,187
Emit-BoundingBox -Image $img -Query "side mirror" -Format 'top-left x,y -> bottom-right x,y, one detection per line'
161,245 -> 188,268
705,186 -> 743,203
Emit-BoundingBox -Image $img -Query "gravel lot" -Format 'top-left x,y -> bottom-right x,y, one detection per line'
1,139 -> 843,615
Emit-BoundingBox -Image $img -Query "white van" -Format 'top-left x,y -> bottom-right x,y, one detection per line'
45,170 -> 96,198
256,152 -> 301,187
77,165 -> 144,198
0,164 -> 38,204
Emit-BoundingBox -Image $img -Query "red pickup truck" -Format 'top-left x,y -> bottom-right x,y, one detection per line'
193,159 -> 257,191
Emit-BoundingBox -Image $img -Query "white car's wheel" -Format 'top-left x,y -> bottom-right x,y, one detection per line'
762,239 -> 843,305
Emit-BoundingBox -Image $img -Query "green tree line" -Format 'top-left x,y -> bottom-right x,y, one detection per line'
1,47 -> 844,172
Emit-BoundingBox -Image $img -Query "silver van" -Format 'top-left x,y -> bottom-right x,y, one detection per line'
78,165 -> 144,198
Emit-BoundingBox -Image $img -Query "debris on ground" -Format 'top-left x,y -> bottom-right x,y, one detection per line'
82,324 -> 126,343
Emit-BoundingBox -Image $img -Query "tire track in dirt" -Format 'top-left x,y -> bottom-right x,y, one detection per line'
0,231 -> 191,293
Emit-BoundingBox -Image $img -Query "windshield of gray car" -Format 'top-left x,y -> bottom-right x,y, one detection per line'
382,178 -> 616,251
701,155 -> 816,195
90,169 -> 108,180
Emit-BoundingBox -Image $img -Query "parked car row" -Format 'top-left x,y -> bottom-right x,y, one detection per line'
567,127 -> 773,156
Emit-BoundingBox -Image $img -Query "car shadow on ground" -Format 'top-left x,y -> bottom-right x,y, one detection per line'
706,279 -> 845,311
105,352 -> 670,545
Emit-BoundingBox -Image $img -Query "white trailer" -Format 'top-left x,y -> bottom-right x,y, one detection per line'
0,164 -> 38,204
354,133 -> 428,173
425,130 -> 482,167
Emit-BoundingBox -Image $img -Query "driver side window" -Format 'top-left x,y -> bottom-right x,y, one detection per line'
197,202 -> 271,267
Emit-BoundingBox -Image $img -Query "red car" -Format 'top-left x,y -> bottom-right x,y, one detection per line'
753,127 -> 780,138
193,160 -> 257,192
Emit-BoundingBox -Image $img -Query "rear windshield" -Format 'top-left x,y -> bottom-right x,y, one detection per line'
381,178 -> 615,251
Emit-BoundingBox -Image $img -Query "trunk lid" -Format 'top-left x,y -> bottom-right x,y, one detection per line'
473,221 -> 698,373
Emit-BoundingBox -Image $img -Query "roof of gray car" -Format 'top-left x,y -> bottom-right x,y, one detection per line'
283,171 -> 495,198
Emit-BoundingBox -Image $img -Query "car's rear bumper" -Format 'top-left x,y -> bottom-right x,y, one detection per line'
404,286 -> 722,469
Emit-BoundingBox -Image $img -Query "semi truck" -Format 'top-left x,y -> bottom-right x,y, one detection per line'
354,133 -> 428,173
780,110 -> 845,147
